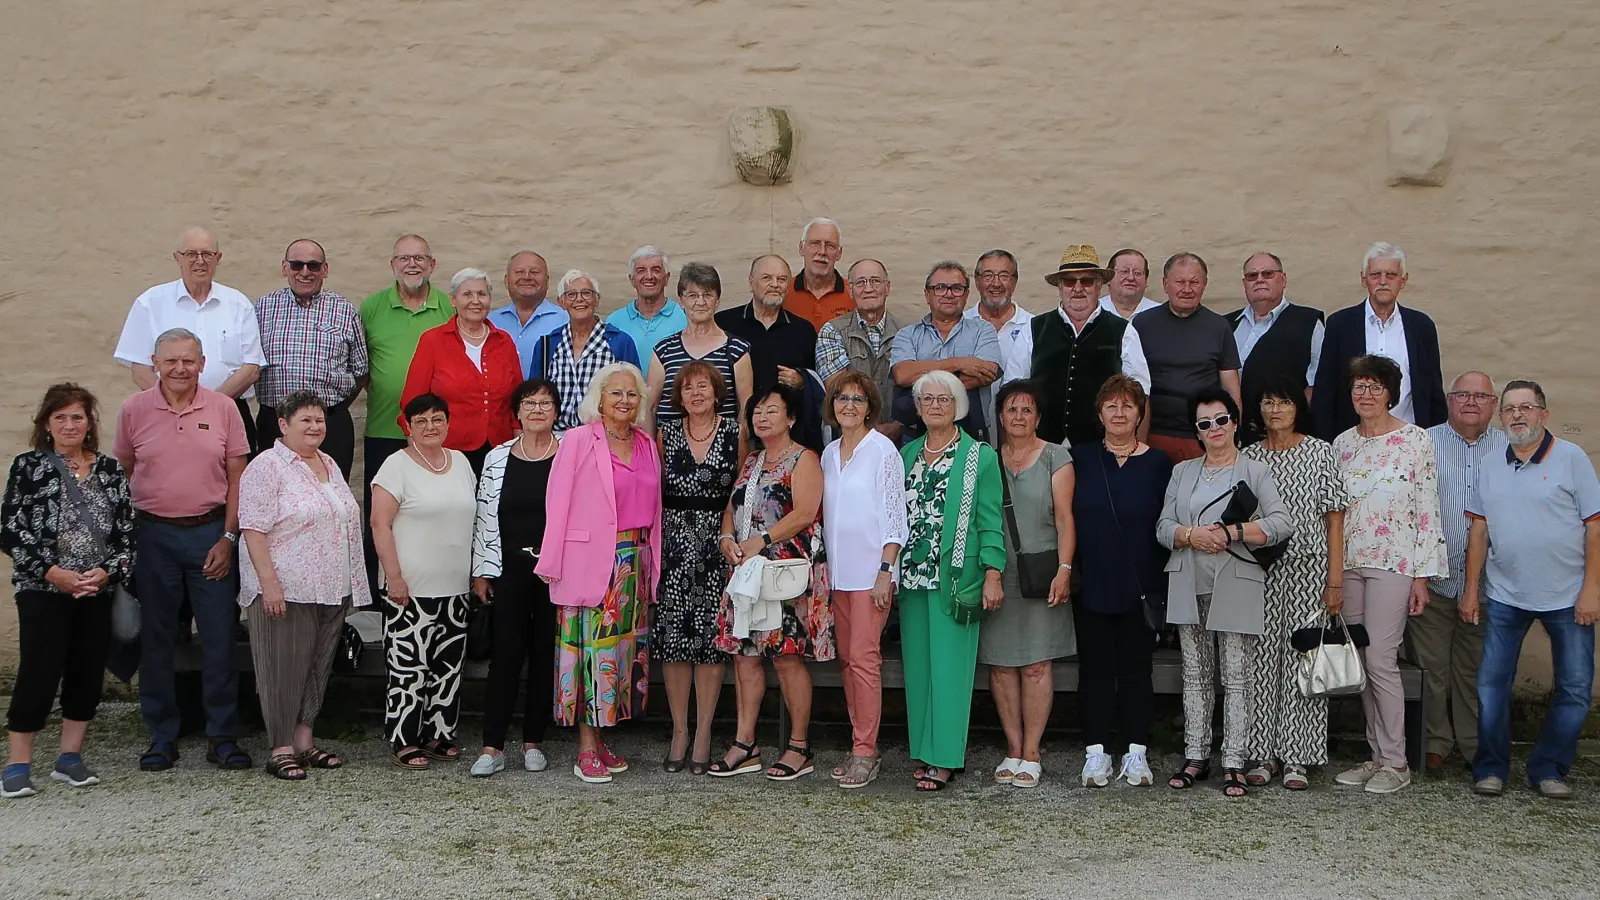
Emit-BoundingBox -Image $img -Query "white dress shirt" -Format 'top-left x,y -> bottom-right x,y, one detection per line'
821,430 -> 909,591
964,303 -> 1034,437
1232,296 -> 1326,384
113,279 -> 266,396
1362,298 -> 1413,422
1099,295 -> 1161,319
1000,305 -> 1152,392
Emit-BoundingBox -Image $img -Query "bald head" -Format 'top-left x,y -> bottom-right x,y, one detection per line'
1446,370 -> 1497,437
174,226 -> 218,253
749,254 -> 792,309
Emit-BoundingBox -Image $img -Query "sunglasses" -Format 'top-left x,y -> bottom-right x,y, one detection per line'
1055,275 -> 1101,288
286,260 -> 326,272
1195,413 -> 1233,432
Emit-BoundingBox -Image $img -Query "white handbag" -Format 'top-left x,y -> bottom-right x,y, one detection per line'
1296,614 -> 1367,698
737,449 -> 812,603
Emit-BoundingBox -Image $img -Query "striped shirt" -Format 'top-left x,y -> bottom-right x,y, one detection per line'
1426,422 -> 1508,598
255,288 -> 368,407
653,333 -> 751,421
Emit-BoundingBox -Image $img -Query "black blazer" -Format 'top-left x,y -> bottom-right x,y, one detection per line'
1311,301 -> 1447,440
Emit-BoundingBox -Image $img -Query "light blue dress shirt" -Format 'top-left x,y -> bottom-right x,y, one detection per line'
489,299 -> 568,378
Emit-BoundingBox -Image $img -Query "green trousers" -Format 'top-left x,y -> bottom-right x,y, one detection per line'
899,588 -> 981,769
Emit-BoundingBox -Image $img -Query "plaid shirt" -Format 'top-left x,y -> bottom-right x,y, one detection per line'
255,288 -> 369,407
815,315 -> 886,380
550,324 -> 617,432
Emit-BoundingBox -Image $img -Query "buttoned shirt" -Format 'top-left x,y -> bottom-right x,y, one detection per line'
714,302 -> 818,389
1099,295 -> 1162,320
816,312 -> 892,380
890,312 -> 1004,428
112,386 -> 250,517
1427,423 -> 1509,598
1233,296 -> 1326,384
358,284 -> 454,440
237,441 -> 373,609
964,303 -> 1034,436
1000,306 -> 1153,391
113,279 -> 266,397
606,298 -> 687,358
1363,298 -> 1414,423
785,271 -> 854,332
254,288 -> 368,408
489,299 -> 568,378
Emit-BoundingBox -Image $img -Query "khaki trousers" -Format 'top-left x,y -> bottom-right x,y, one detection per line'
1405,590 -> 1484,759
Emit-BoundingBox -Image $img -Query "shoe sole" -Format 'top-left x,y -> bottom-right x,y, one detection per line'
765,765 -> 814,782
1364,781 -> 1410,795
1,787 -> 37,798
50,772 -> 99,787
1013,778 -> 1041,789
1334,776 -> 1375,786
838,770 -> 879,790
470,765 -> 505,778
573,765 -> 612,784
1082,775 -> 1110,788
1473,785 -> 1503,797
1122,773 -> 1153,787
707,761 -> 763,778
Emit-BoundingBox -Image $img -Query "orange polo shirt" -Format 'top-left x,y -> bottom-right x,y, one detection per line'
784,270 -> 854,332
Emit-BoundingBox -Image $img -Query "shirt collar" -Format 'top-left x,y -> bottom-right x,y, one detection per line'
387,284 -> 443,311
965,303 -> 1026,328
741,301 -> 795,325
793,270 -> 845,294
1506,429 -> 1554,468
1250,296 -> 1290,325
624,298 -> 682,321
1364,297 -> 1401,327
1056,304 -> 1103,333
152,386 -> 208,412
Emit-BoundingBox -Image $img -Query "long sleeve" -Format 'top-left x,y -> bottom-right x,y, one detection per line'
879,443 -> 909,548
471,448 -> 506,578
0,456 -> 48,579
1156,462 -> 1185,549
534,436 -> 581,582
100,460 -> 136,585
1311,314 -> 1343,441
397,331 -> 438,433
1412,434 -> 1448,578
974,444 -> 1006,572
814,322 -> 849,381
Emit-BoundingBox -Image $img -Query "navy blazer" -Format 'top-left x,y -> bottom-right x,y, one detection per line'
1311,301 -> 1447,440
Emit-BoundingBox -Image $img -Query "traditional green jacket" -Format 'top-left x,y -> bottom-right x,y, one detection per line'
898,430 -> 1006,612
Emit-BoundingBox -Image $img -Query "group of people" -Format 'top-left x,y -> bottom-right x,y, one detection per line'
1,222 -> 1594,802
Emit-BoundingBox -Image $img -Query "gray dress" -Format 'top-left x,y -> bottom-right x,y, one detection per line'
978,443 -> 1077,667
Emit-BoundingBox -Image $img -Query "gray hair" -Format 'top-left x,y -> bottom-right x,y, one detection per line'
556,269 -> 600,298
449,267 -> 491,295
975,249 -> 1018,276
1362,242 -> 1408,275
505,250 -> 545,273
912,370 -> 969,421
628,246 -> 670,273
577,362 -> 650,427
173,226 -> 217,252
1449,370 -> 1498,395
1242,251 -> 1284,273
154,327 -> 203,355
799,217 -> 842,246
923,260 -> 969,288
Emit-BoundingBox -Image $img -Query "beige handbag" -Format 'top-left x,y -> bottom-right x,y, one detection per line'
1296,614 -> 1367,698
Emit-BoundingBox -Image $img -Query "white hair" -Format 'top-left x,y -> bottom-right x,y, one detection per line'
556,268 -> 600,298
911,370 -> 969,421
799,217 -> 842,246
154,327 -> 203,355
1362,242 -> 1407,275
1450,370 -> 1498,395
628,246 -> 670,273
449,267 -> 491,295
578,362 -> 650,427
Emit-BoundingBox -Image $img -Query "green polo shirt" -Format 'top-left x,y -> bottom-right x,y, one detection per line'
358,284 -> 453,439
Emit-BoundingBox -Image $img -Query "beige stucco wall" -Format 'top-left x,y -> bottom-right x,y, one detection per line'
2,0 -> 1597,685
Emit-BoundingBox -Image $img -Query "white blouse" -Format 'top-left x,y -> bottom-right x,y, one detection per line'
821,430 -> 909,591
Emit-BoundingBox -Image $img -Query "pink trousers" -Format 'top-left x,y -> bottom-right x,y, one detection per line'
832,589 -> 892,756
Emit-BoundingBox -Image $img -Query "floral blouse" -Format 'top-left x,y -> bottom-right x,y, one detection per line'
900,444 -> 956,591
0,451 -> 135,594
1332,423 -> 1446,578
237,441 -> 374,608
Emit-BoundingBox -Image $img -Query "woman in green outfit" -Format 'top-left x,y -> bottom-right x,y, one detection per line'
898,370 -> 1006,792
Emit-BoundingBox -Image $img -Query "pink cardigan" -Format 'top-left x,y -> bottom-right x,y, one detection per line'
535,421 -> 663,607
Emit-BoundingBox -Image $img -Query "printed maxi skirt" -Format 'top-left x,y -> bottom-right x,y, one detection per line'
554,529 -> 651,727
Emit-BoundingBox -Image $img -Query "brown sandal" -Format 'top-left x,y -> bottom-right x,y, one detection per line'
267,753 -> 307,781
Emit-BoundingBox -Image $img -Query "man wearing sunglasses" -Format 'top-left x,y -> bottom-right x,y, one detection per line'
1130,252 -> 1241,462
1223,252 -> 1325,443
253,239 -> 369,479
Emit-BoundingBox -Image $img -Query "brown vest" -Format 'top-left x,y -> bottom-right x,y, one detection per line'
828,309 -> 902,410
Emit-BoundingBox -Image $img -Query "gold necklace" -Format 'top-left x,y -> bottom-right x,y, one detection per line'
604,425 -> 632,443
686,416 -> 717,443
1103,439 -> 1137,460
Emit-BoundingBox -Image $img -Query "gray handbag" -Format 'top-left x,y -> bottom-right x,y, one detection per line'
47,455 -> 140,642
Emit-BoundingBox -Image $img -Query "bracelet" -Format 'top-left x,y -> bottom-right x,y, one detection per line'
718,534 -> 735,544
1059,563 -> 1073,570
1181,526 -> 1191,546
1326,583 -> 1342,590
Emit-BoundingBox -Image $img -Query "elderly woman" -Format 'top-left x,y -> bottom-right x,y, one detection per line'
820,371 -> 906,789
1,384 -> 133,798
981,380 -> 1075,790
469,378 -> 562,778
1071,375 -> 1172,788
1242,376 -> 1349,790
898,370 -> 1004,792
400,267 -> 524,475
537,362 -> 663,784
371,393 -> 479,770
647,262 -> 753,429
238,391 -> 372,781
1158,388 -> 1294,798
1331,355 -> 1445,795
529,269 -> 642,435
711,384 -> 831,781
655,361 -> 741,774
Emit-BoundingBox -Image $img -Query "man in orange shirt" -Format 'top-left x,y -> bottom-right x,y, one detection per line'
784,217 -> 854,331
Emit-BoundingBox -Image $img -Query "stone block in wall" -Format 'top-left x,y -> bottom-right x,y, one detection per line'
728,107 -> 795,186
1387,105 -> 1453,186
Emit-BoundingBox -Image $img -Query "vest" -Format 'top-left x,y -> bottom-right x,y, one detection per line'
1225,304 -> 1323,443
1029,311 -> 1127,447
830,309 -> 902,412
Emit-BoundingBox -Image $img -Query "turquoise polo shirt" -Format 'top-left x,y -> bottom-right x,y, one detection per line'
606,298 -> 687,357
489,299 -> 568,378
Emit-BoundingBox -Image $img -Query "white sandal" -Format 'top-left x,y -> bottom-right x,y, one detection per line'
994,756 -> 1023,784
1012,760 -> 1043,789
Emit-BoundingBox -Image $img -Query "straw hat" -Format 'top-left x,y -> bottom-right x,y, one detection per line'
1043,245 -> 1113,286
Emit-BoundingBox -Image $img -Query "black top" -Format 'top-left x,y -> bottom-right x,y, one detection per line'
1028,310 -> 1128,447
1069,442 -> 1173,616
1224,303 -> 1324,444
714,302 -> 818,390
498,454 -> 553,567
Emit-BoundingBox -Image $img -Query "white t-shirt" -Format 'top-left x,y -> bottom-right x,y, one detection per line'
371,449 -> 477,598
1098,295 -> 1161,320
463,340 -> 484,370
821,431 -> 909,591
113,279 -> 266,396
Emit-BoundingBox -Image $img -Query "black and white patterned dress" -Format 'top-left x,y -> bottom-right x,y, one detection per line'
653,417 -> 740,664
1243,435 -> 1351,766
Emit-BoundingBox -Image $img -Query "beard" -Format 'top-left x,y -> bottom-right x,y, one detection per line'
399,273 -> 429,291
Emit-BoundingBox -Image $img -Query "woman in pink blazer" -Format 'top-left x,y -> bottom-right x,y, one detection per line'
536,362 -> 663,784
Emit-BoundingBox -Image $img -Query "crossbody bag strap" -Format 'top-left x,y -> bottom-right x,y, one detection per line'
1000,468 -> 1024,551
1097,450 -> 1145,601
46,455 -> 111,562
951,441 -> 979,562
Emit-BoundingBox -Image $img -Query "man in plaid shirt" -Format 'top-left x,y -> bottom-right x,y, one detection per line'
254,238 -> 369,479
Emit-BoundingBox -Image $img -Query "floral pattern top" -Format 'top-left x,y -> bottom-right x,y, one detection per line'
0,451 -> 135,594
237,441 -> 374,608
1332,423 -> 1446,578
900,443 -> 957,591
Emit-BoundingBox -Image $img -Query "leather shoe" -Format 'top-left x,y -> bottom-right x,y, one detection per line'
1424,752 -> 1445,773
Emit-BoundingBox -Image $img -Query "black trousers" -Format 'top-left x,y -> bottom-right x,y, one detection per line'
481,559 -> 558,749
7,590 -> 114,733
257,401 -> 356,481
1073,606 -> 1155,753
235,398 -> 258,455
362,436 -> 409,600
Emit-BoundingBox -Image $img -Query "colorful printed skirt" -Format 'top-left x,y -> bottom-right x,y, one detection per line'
554,529 -> 651,728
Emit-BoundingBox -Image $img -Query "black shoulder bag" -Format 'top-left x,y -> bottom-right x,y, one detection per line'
1197,479 -> 1288,572
1000,469 -> 1071,600
1098,450 -> 1163,631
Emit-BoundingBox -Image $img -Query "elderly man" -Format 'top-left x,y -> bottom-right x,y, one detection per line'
1132,252 -> 1241,462
1312,242 -> 1446,440
816,259 -> 903,440
113,227 -> 265,451
888,261 -> 1003,443
1223,252 -> 1325,443
785,218 -> 854,331
114,329 -> 251,773
716,254 -> 824,449
1464,380 -> 1599,800
1098,248 -> 1162,320
1003,245 -> 1151,446
253,239 -> 369,479
606,246 -> 685,356
964,249 -> 1033,439
490,250 -> 567,376
1413,373 -> 1506,773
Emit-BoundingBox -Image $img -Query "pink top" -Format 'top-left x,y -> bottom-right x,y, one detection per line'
236,441 -> 373,609
611,437 -> 661,531
113,386 -> 250,517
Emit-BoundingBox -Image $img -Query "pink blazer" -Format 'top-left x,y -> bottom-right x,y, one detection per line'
535,421 -> 663,607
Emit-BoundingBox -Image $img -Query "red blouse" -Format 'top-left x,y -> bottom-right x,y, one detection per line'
398,317 -> 522,451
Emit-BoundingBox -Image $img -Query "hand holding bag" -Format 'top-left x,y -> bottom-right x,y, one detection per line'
48,455 -> 140,642
1210,480 -> 1288,572
737,449 -> 812,603
1296,614 -> 1367,698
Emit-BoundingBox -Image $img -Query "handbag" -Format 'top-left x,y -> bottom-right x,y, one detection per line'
738,448 -> 812,602
1296,614 -> 1368,698
947,439 -> 988,625
1207,479 -> 1288,572
1000,469 -> 1071,600
47,455 -> 139,642
332,622 -> 365,673
1097,450 -> 1162,631
465,598 -> 494,662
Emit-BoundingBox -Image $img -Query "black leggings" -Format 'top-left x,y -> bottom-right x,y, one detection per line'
481,561 -> 557,750
1073,606 -> 1155,753
7,590 -> 114,733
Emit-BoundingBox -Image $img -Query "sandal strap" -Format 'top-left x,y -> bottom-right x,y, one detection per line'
784,742 -> 814,759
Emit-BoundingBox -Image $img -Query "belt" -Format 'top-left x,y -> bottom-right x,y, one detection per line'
135,505 -> 226,527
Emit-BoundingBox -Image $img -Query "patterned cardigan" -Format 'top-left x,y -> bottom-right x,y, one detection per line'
1,450 -> 136,593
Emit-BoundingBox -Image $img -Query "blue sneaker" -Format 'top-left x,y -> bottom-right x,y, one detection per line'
52,755 -> 100,788
2,764 -> 37,799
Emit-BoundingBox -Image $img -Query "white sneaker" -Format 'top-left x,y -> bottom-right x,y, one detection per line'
1118,744 -> 1153,786
1081,744 -> 1113,788
523,747 -> 549,772
470,752 -> 505,778
1363,766 -> 1412,794
1334,760 -> 1383,786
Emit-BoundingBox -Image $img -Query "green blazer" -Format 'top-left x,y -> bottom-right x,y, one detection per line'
899,431 -> 1007,612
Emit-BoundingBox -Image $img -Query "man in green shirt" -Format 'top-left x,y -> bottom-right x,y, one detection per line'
358,233 -> 453,590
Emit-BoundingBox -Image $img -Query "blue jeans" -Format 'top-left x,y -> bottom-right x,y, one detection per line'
1473,599 -> 1596,784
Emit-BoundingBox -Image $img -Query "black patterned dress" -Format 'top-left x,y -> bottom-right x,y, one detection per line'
654,417 -> 741,664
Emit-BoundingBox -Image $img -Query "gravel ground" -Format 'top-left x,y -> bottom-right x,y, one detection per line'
2,704 -> 1597,900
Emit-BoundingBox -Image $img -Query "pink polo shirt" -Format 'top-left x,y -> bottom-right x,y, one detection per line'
113,386 -> 250,517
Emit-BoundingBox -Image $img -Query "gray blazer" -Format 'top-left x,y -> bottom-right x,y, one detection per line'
1156,456 -> 1295,635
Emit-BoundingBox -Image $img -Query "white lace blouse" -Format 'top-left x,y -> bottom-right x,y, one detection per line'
821,430 -> 909,591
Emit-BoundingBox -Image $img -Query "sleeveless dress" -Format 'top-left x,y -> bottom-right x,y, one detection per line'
978,442 -> 1077,667
654,417 -> 741,664
653,333 -> 751,422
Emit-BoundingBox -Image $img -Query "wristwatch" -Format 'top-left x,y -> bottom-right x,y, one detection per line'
223,531 -> 239,544
760,531 -> 773,547
879,561 -> 893,574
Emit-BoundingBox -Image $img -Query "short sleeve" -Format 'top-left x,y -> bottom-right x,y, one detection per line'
1218,318 -> 1242,369
237,457 -> 283,533
1570,448 -> 1600,521
1315,440 -> 1350,513
371,453 -> 410,506
1044,442 -> 1072,475
112,403 -> 135,462
889,327 -> 918,367
112,297 -> 154,367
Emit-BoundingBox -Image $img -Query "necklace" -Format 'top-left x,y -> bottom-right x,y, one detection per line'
60,451 -> 91,475
763,439 -> 794,468
459,322 -> 489,343
1200,457 -> 1236,483
924,430 -> 959,457
412,445 -> 448,473
517,432 -> 555,461
686,416 -> 717,443
605,425 -> 632,443
1103,439 -> 1137,461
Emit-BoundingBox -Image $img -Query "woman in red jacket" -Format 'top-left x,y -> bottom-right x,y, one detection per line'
400,268 -> 523,475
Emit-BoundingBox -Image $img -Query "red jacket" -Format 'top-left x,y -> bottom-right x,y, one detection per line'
398,317 -> 522,451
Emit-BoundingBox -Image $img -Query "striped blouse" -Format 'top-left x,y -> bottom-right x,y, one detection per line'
653,333 -> 751,422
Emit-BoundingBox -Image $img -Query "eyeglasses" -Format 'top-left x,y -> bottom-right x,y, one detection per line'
1500,403 -> 1545,415
392,254 -> 432,264
917,394 -> 956,407
850,277 -> 887,290
1448,391 -> 1496,404
1242,269 -> 1281,282
1113,267 -> 1147,278
1259,398 -> 1295,409
409,415 -> 448,429
1194,413 -> 1233,431
1054,275 -> 1101,288
518,399 -> 556,412
562,289 -> 600,301
605,389 -> 641,401
177,250 -> 219,263
1351,382 -> 1387,396
803,240 -> 840,254
286,259 -> 325,272
975,270 -> 1015,282
926,283 -> 969,296
680,291 -> 719,303
834,394 -> 869,407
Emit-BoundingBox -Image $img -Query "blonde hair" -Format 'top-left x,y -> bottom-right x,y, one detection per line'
577,362 -> 650,428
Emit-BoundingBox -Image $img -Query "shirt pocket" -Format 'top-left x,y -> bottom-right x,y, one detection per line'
567,529 -> 590,542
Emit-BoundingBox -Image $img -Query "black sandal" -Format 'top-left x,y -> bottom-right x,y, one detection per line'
916,767 -> 956,792
1222,768 -> 1249,798
421,739 -> 461,761
1168,759 -> 1211,789
765,742 -> 815,781
707,740 -> 762,777
391,746 -> 431,769
139,743 -> 179,772
207,739 -> 253,770
267,752 -> 307,781
297,747 -> 343,770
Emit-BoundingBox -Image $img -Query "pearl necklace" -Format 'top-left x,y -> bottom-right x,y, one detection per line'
459,322 -> 489,344
923,430 -> 959,457
412,445 -> 448,473
1103,439 -> 1138,461
517,432 -> 556,462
